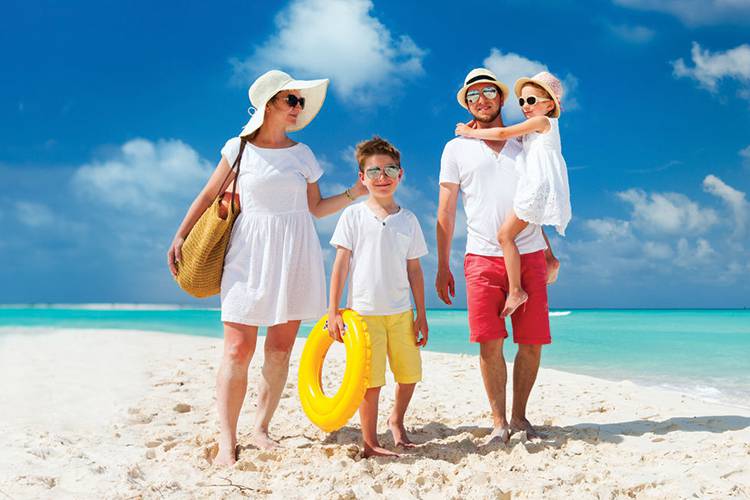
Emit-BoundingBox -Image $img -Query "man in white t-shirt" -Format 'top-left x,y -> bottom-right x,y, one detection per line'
436,68 -> 558,443
329,136 -> 429,457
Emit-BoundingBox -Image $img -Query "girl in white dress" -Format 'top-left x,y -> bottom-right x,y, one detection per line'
456,71 -> 571,317
168,70 -> 366,466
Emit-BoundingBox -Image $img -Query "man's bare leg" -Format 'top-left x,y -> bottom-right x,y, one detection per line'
251,320 -> 300,449
387,382 -> 417,448
216,322 -> 258,466
479,338 -> 511,444
510,344 -> 544,440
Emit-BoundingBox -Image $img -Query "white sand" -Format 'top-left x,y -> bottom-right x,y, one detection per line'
1,328 -> 748,499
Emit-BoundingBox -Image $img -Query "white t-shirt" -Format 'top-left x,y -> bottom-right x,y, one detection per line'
439,136 -> 547,256
330,202 -> 428,316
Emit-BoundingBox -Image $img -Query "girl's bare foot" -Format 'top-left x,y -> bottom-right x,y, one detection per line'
387,417 -> 416,448
546,256 -> 560,284
250,429 -> 280,450
501,290 -> 528,317
214,443 -> 239,466
363,443 -> 400,458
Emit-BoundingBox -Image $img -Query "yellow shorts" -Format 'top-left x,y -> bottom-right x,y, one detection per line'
360,310 -> 422,388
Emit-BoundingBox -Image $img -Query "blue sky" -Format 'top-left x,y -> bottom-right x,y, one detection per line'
1,0 -> 749,308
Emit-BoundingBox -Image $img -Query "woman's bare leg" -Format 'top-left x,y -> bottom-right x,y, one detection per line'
216,322 -> 259,466
251,320 -> 301,449
497,213 -> 530,317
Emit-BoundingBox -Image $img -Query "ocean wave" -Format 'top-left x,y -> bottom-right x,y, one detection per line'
549,311 -> 572,317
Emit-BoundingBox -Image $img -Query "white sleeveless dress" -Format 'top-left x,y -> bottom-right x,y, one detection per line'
218,137 -> 327,326
513,118 -> 572,236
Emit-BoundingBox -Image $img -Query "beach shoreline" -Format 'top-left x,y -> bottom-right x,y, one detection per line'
1,328 -> 748,498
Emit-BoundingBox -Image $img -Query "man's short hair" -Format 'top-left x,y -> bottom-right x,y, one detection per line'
354,136 -> 401,172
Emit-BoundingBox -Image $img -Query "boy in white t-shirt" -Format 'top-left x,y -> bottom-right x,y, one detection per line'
328,136 -> 429,458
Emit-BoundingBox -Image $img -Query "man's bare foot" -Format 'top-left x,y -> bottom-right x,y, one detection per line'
546,256 -> 560,284
482,424 -> 511,446
387,417 -> 416,448
363,443 -> 400,458
250,429 -> 280,450
214,443 -> 238,466
510,417 -> 546,440
501,290 -> 528,318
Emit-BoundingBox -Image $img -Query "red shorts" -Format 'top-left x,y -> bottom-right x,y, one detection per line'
464,251 -> 551,345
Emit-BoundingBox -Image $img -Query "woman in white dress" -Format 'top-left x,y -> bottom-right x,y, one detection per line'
168,70 -> 366,466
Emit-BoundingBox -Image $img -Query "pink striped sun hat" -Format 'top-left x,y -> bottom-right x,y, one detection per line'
514,71 -> 563,118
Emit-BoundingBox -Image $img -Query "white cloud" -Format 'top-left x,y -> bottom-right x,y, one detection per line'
608,23 -> 656,43
15,201 -> 56,228
614,0 -> 750,26
740,145 -> 750,167
482,48 -> 579,121
72,138 -> 212,214
584,218 -> 633,240
675,237 -> 716,268
643,240 -> 673,259
617,188 -> 719,235
672,42 -> 750,97
703,174 -> 748,237
231,0 -> 426,102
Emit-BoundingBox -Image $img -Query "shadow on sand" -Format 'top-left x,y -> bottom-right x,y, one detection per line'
314,415 -> 750,462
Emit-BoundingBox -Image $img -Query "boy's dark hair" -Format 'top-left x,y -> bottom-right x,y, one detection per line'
354,136 -> 401,172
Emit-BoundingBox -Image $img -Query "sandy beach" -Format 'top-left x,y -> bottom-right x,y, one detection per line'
1,328 -> 748,499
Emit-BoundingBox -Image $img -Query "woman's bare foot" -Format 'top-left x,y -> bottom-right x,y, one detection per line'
363,442 -> 400,458
482,424 -> 511,446
214,443 -> 239,466
510,417 -> 546,440
387,417 -> 416,448
250,429 -> 280,450
501,290 -> 528,317
546,256 -> 560,284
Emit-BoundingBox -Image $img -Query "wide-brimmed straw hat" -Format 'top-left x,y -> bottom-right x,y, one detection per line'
456,68 -> 510,110
240,70 -> 329,137
514,71 -> 563,118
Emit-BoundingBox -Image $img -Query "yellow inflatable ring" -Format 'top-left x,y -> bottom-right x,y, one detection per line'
298,309 -> 371,432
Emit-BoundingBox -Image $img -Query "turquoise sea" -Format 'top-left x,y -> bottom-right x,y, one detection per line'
2,306 -> 748,407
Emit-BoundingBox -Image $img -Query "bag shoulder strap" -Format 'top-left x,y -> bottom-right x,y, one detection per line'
216,139 -> 247,212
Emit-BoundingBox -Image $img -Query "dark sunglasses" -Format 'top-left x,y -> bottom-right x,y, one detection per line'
466,86 -> 498,104
364,164 -> 401,180
518,96 -> 552,106
283,94 -> 305,109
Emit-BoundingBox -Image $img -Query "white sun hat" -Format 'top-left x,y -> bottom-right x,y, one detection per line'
240,69 -> 330,137
456,67 -> 510,110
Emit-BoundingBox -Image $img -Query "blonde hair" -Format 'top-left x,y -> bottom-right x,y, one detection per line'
354,136 -> 401,172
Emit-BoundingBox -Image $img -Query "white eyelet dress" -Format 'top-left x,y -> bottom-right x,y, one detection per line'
219,137 -> 326,326
513,118 -> 572,236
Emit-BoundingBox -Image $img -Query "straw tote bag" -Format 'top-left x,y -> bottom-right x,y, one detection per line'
175,139 -> 247,298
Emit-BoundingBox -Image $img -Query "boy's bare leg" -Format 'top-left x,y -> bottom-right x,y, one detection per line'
387,383 -> 417,448
498,214 -> 530,317
360,387 -> 399,457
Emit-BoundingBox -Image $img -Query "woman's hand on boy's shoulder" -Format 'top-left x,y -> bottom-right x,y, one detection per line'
414,314 -> 428,347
